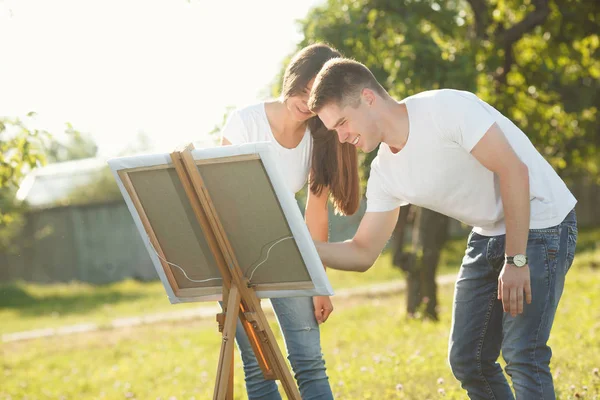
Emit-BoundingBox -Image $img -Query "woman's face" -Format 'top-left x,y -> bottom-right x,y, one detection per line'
285,78 -> 316,122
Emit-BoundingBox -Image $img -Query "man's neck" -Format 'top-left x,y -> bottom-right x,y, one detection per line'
379,99 -> 410,153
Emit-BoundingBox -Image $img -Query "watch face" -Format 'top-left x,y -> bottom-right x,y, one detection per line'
514,254 -> 527,267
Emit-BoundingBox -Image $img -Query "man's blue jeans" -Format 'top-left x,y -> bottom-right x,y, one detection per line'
449,209 -> 577,399
232,296 -> 333,400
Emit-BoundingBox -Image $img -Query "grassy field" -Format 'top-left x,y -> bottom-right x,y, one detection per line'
1,265 -> 598,399
0,234 -> 468,336
1,227 -> 599,399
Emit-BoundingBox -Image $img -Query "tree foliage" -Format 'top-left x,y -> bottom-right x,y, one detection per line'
0,114 -> 50,250
284,0 -> 599,318
294,0 -> 599,182
0,114 -> 48,226
0,115 -> 48,193
0,114 -> 103,249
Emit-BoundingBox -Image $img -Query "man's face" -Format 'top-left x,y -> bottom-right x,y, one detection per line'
317,97 -> 379,152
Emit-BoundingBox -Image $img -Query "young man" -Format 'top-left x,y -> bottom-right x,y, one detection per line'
308,58 -> 578,400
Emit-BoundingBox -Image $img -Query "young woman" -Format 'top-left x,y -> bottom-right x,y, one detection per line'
219,43 -> 360,399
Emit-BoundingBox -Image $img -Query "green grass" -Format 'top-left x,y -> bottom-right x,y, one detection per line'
0,279 -> 195,335
2,265 -> 598,399
1,227 -> 598,336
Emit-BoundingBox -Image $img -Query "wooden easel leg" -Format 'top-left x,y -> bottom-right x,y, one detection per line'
173,145 -> 301,399
214,285 -> 241,400
240,292 -> 301,399
256,313 -> 301,399
228,348 -> 234,400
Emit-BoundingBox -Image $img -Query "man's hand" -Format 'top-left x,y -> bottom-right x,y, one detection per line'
313,296 -> 334,324
498,264 -> 532,317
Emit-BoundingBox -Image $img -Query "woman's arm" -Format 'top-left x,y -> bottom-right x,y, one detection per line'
305,182 -> 329,243
305,175 -> 334,324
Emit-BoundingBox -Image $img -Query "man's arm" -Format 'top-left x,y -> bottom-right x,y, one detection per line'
315,208 -> 399,272
470,122 -> 531,317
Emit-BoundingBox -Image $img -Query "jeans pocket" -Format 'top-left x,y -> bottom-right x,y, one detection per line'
566,225 -> 578,272
486,234 -> 506,273
526,231 -> 555,288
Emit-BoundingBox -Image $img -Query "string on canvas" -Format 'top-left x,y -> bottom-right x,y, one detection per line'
245,236 -> 293,283
146,235 -> 294,285
147,238 -> 223,283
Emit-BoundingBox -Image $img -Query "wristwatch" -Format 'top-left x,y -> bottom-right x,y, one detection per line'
506,254 -> 528,267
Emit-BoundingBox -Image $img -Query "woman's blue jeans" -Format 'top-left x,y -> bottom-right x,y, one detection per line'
226,296 -> 333,400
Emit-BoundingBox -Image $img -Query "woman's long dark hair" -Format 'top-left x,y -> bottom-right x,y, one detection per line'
282,43 -> 360,216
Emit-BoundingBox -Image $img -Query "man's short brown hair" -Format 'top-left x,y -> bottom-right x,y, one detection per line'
308,58 -> 386,113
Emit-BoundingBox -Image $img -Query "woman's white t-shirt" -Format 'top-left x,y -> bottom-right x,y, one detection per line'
220,102 -> 313,194
366,89 -> 577,236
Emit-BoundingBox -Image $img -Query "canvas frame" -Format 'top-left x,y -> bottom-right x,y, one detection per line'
108,142 -> 333,303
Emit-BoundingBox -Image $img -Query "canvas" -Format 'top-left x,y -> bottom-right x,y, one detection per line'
107,142 -> 333,303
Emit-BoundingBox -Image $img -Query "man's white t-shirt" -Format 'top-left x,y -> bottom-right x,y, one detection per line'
220,102 -> 313,194
366,89 -> 577,236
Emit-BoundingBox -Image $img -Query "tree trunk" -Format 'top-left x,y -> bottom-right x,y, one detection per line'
406,207 -> 422,317
418,209 -> 450,320
392,206 -> 449,320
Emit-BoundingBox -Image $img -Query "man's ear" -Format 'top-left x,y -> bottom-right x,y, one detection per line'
361,88 -> 376,106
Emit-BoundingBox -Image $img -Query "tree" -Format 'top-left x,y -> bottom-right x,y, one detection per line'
1,114 -> 103,248
0,113 -> 48,249
292,0 -> 599,319
0,114 -> 48,197
464,0 -> 599,180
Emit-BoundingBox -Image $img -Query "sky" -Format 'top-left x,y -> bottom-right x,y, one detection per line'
0,0 -> 320,157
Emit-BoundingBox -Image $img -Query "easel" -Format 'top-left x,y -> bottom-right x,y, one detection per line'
170,144 -> 301,400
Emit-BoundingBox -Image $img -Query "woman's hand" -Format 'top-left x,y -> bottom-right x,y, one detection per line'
313,295 -> 334,324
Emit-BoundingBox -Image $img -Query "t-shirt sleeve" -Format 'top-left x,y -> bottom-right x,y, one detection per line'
437,91 -> 497,152
365,159 -> 408,212
220,110 -> 248,145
